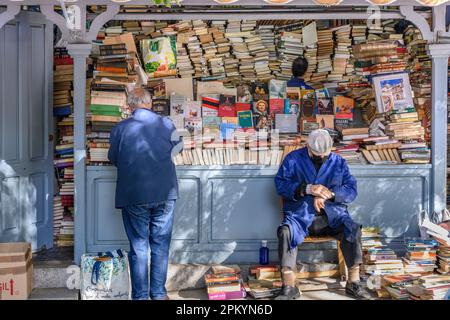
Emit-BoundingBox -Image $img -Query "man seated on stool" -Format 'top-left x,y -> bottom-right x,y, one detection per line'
274,129 -> 371,300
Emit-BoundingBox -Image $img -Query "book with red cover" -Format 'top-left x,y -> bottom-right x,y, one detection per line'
269,99 -> 284,115
218,94 -> 236,117
235,102 -> 251,114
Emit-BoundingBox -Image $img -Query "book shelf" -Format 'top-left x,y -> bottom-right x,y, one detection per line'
44,3 -> 448,264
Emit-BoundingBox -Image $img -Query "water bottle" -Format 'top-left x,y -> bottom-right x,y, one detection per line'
259,240 -> 269,265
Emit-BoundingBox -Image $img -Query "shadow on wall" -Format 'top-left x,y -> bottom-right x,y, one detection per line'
349,175 -> 424,241
0,160 -> 38,248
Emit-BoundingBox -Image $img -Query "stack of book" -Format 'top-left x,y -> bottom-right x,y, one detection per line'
351,25 -> 367,44
105,25 -> 123,37
385,111 -> 430,163
176,35 -> 195,78
245,265 -> 282,299
328,25 -> 352,84
436,240 -> 450,274
381,274 -> 420,300
54,120 -> 74,170
205,265 -> 245,300
53,48 -> 73,117
276,30 -> 303,80
248,33 -> 271,82
258,25 -> 279,75
312,28 -> 333,85
367,23 -> 384,42
303,45 -> 318,82
122,21 -> 142,35
333,127 -> 368,164
402,239 -> 438,274
58,214 -> 74,246
360,136 -> 401,164
407,274 -> 450,300
404,24 -> 431,143
53,196 -> 64,243
353,40 -> 407,78
88,88 -> 126,163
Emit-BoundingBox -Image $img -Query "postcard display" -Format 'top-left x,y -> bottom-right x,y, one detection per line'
86,20 -> 432,167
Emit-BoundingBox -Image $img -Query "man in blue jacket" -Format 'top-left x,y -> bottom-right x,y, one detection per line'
108,88 -> 182,300
274,129 -> 370,300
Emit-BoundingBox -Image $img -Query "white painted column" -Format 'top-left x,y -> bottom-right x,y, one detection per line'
427,44 -> 450,214
67,43 -> 92,264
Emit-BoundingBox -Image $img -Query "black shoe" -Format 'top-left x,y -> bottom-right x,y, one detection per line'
274,285 -> 301,300
345,281 -> 372,300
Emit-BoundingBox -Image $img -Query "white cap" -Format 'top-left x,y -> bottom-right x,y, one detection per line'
261,240 -> 267,247
307,129 -> 333,156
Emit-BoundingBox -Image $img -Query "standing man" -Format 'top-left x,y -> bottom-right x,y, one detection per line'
108,88 -> 182,300
274,129 -> 371,300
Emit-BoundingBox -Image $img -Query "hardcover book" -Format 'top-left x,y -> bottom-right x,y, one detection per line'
252,82 -> 269,101
184,101 -> 202,118
269,99 -> 285,115
253,100 -> 269,116
316,98 -> 334,115
170,94 -> 186,116
284,99 -> 300,115
201,95 -> 220,117
218,94 -> 236,117
269,79 -> 287,99
334,96 -> 355,120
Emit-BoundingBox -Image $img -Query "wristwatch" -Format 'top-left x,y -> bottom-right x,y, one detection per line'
330,192 -> 336,199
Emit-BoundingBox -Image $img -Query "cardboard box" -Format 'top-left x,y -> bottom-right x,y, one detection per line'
0,242 -> 33,300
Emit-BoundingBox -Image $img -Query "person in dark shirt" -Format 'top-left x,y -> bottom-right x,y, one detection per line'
108,88 -> 182,300
286,56 -> 313,90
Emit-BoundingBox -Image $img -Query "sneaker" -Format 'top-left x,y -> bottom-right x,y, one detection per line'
274,285 -> 302,300
345,281 -> 372,300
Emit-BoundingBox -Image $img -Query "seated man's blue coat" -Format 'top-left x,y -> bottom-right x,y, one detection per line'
275,147 -> 359,249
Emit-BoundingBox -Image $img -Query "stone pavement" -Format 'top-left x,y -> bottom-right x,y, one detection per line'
29,285 -> 355,300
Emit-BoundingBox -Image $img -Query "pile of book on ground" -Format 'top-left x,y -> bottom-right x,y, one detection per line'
402,239 -> 438,274
361,227 -> 404,277
244,265 -> 282,299
380,274 -> 420,300
204,265 -> 246,300
85,20 -> 433,167
436,239 -> 450,274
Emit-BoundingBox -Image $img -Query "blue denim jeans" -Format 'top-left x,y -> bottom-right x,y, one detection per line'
122,200 -> 175,300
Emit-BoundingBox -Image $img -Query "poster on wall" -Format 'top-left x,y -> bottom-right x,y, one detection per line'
140,36 -> 177,78
372,72 -> 414,114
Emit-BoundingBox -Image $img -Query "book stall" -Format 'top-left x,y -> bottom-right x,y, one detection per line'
0,1 -> 449,278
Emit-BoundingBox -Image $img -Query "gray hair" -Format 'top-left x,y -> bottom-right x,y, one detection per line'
127,88 -> 152,109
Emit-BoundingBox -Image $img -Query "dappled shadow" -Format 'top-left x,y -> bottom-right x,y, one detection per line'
0,160 -> 38,249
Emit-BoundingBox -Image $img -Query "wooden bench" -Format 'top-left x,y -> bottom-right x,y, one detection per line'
298,236 -> 347,281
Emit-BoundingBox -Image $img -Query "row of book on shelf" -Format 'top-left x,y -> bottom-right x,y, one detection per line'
84,19 -> 431,166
